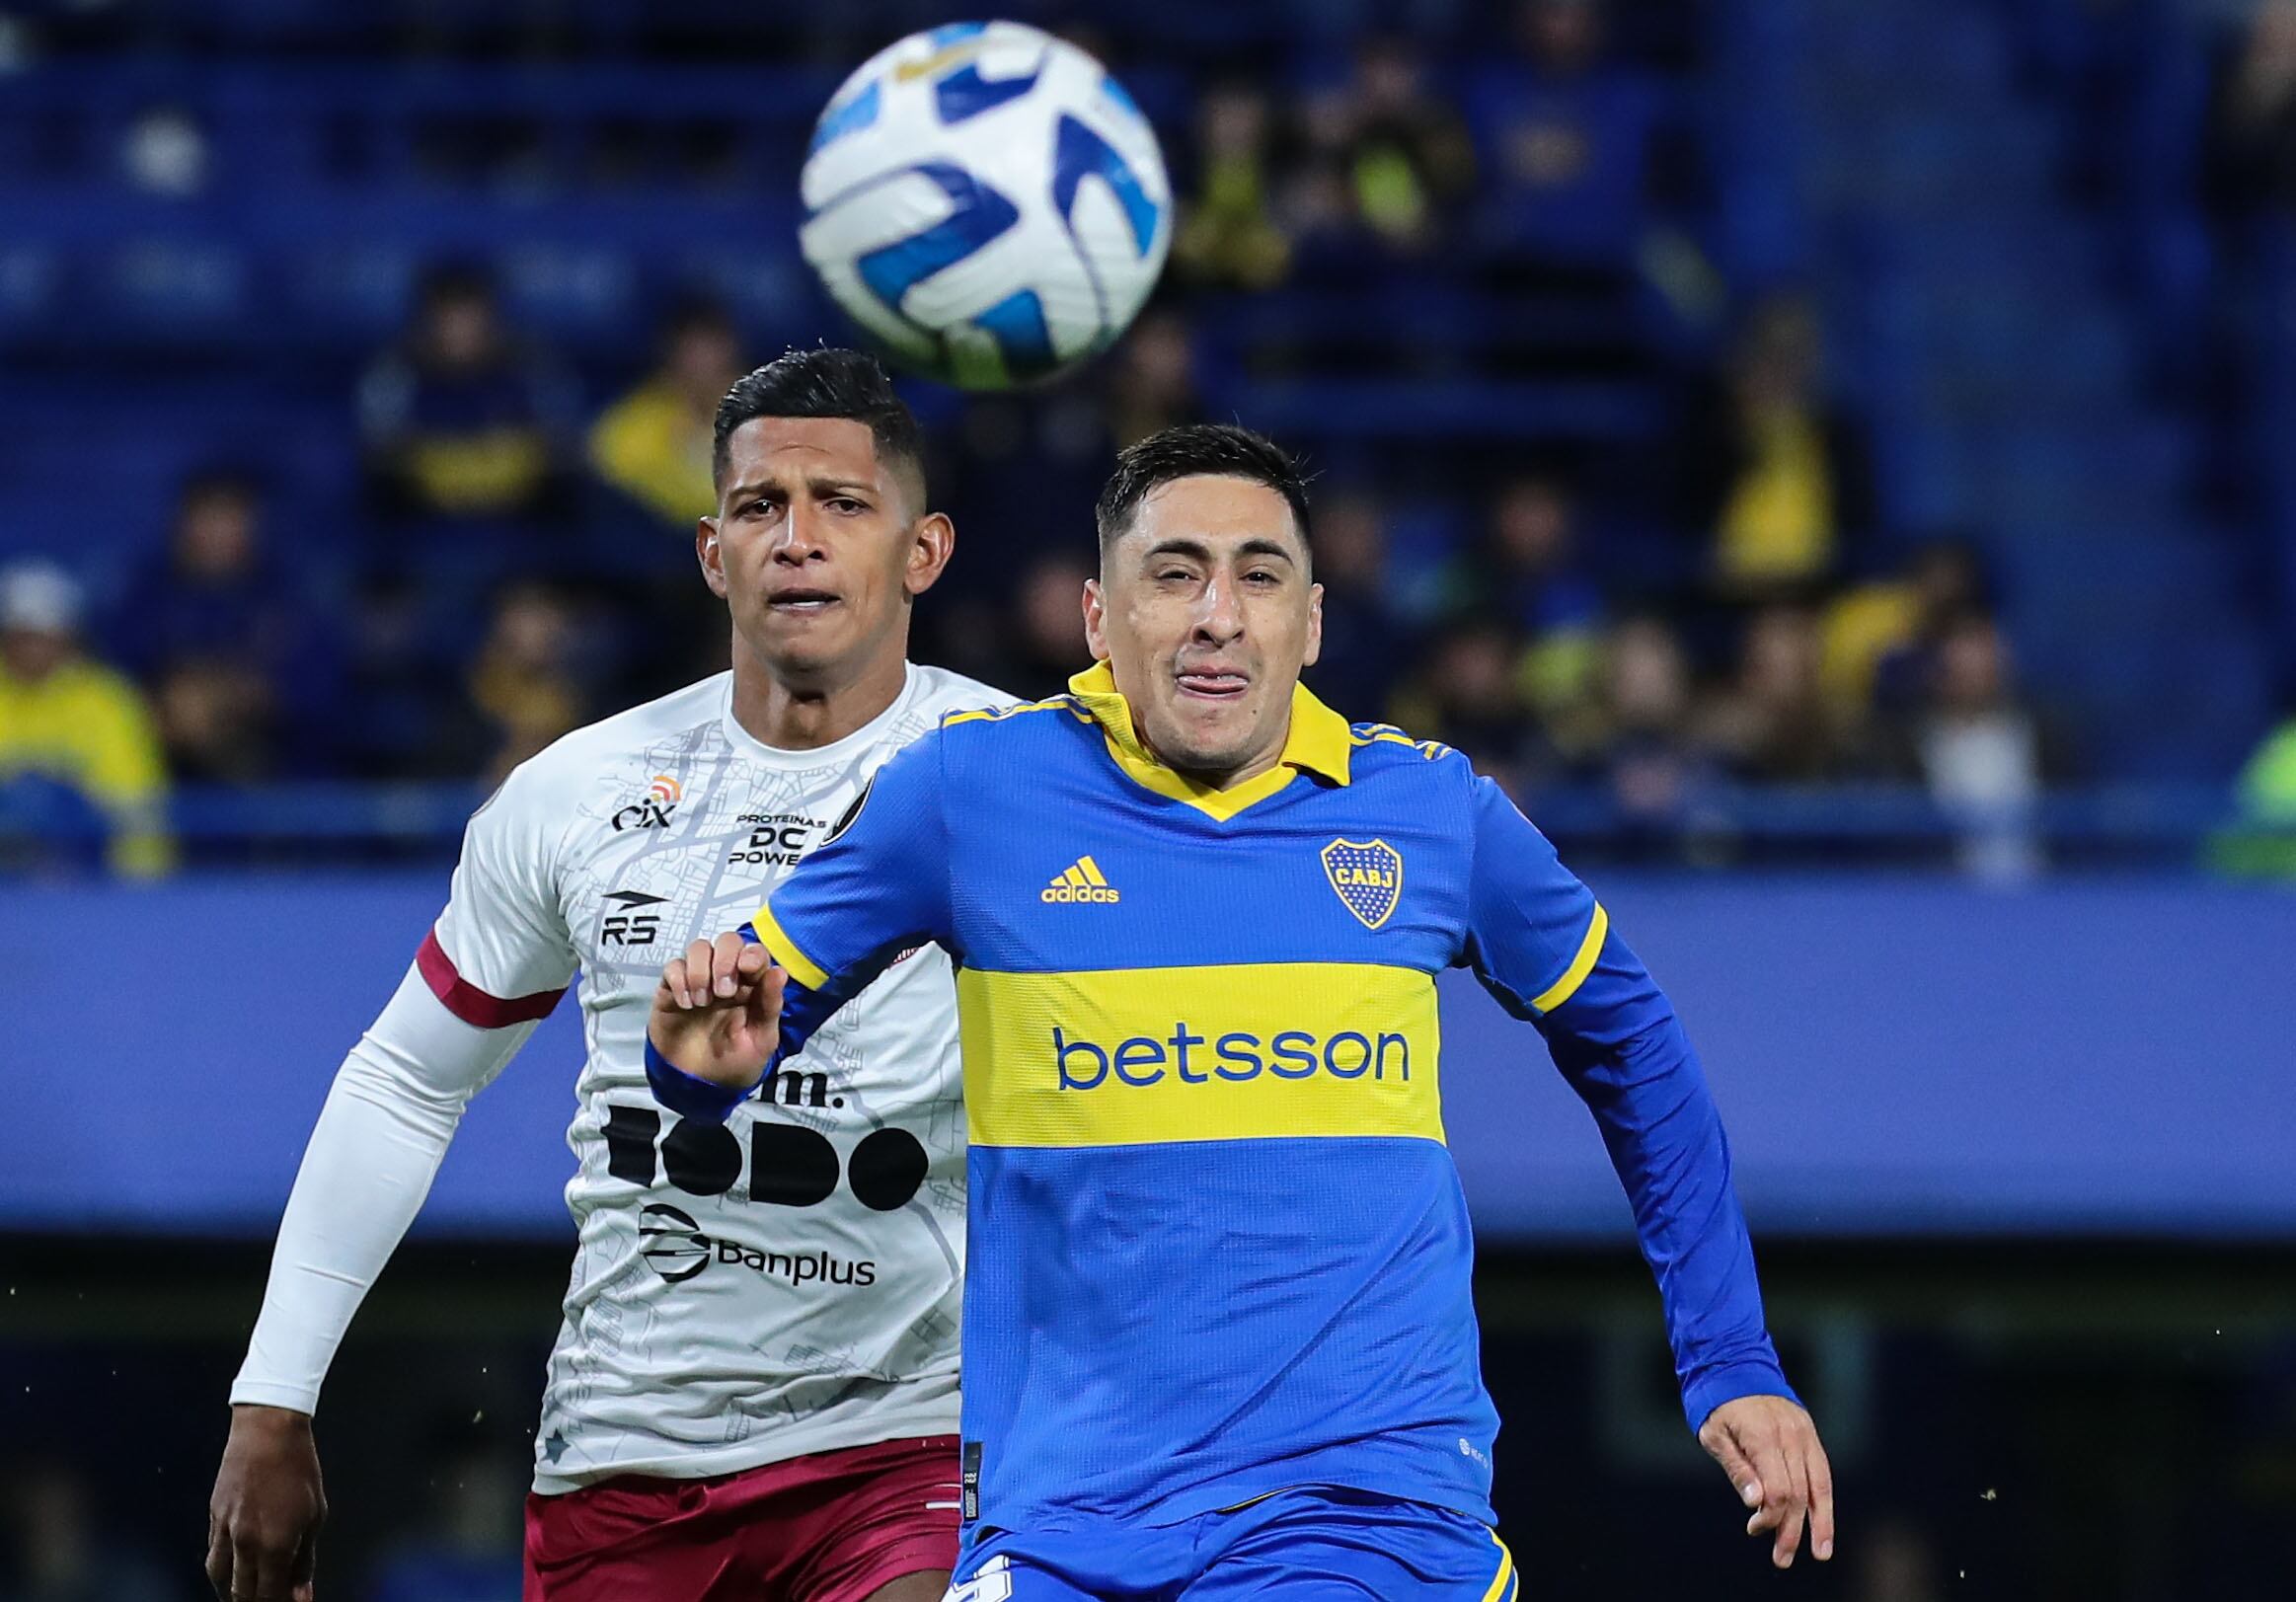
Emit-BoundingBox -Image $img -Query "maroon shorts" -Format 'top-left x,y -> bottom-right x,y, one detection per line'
523,1434 -> 961,1602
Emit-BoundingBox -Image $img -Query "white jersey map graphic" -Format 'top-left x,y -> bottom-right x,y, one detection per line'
231,663 -> 1011,1491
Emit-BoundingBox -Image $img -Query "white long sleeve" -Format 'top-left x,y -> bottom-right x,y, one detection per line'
229,965 -> 542,1412
231,747 -> 576,1414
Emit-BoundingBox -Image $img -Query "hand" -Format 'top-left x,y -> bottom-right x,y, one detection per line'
650,933 -> 786,1089
1699,1393 -> 1834,1568
207,1404 -> 326,1602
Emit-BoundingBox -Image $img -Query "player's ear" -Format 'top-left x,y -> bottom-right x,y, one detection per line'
697,516 -> 728,598
1082,575 -> 1110,661
1302,580 -> 1324,669
904,511 -> 956,598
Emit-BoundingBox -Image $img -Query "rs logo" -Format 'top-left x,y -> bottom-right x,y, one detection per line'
600,889 -> 666,947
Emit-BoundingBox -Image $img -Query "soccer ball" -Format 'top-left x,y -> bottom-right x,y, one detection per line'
799,21 -> 1173,391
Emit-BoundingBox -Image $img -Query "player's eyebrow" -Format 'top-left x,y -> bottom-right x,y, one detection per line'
805,475 -> 878,499
1231,537 -> 1299,566
1140,537 -> 1298,567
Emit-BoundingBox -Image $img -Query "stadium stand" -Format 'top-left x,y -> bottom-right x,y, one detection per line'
0,0 -> 2285,875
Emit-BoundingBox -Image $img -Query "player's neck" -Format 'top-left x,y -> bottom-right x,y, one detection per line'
730,647 -> 908,753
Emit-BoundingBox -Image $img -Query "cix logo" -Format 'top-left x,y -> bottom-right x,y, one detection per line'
613,774 -> 683,832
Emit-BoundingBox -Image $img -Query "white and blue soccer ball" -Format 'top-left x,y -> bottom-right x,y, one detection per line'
799,21 -> 1173,391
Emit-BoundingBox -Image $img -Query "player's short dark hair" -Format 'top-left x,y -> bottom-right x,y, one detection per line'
712,346 -> 926,504
1095,423 -> 1312,559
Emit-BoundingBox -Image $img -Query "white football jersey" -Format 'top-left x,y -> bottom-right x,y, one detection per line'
429,664 -> 1010,1491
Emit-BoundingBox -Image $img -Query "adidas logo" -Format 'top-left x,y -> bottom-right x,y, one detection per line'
1041,855 -> 1120,904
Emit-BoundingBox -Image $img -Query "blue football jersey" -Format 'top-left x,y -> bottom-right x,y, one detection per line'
651,662 -> 1795,1537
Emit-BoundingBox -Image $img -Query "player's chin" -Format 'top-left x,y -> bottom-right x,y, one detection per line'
1159,703 -> 1264,770
750,608 -> 856,667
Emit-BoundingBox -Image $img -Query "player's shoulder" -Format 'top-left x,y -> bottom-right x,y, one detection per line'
935,685 -> 1092,743
1343,719 -> 1475,788
489,673 -> 731,815
905,662 -> 1023,721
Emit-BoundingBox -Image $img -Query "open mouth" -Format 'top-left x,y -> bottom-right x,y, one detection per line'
766,588 -> 841,615
1176,669 -> 1250,701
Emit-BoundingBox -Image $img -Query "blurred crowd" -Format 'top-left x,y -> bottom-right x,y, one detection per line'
5,0 -> 2295,877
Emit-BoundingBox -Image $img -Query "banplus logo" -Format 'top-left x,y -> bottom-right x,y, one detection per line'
613,774 -> 683,832
637,1202 -> 879,1288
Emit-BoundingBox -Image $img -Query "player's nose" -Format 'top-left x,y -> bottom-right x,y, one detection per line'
770,506 -> 829,563
1190,572 -> 1247,642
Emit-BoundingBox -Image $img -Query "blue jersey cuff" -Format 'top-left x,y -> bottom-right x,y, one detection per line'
1683,1359 -> 1801,1433
644,1036 -> 755,1124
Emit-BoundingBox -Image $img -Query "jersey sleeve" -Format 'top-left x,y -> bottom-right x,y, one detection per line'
1462,773 -> 1797,1430
232,778 -> 574,1413
421,774 -> 578,1024
647,726 -> 954,1122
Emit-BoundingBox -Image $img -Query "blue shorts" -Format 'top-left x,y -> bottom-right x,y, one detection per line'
945,1488 -> 1519,1601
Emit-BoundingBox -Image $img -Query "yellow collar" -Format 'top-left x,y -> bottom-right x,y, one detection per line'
1065,659 -> 1352,821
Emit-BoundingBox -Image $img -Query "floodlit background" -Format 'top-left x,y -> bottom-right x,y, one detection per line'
3,1 -> 2294,1598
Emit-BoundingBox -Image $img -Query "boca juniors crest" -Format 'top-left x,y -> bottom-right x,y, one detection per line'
1321,838 -> 1404,930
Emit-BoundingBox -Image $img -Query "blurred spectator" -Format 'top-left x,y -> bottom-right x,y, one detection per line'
0,562 -> 172,876
1475,476 -> 1607,723
359,263 -> 574,527
1174,83 -> 1296,290
986,554 -> 1095,702
151,659 -> 275,787
462,582 -> 590,785
1864,540 -> 1993,718
1390,615 -> 1550,794
2206,0 -> 2296,218
114,472 -> 318,781
0,1462 -> 173,1602
1579,613 -> 1718,845
1678,295 -> 1877,598
588,299 -> 745,530
366,1419 -> 525,1602
1303,490 -> 1412,720
338,572 -> 458,779
1103,308 -> 1204,447
1464,0 -> 1669,274
1878,611 -> 2052,882
2211,689 -> 2296,878
120,102 -> 207,196
1294,38 -> 1476,259
1700,601 -> 1864,783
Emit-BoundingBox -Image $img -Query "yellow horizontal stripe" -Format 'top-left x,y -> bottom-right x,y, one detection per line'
750,901 -> 830,993
957,962 -> 1443,1149
1530,903 -> 1608,1014
1480,1533 -> 1515,1602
